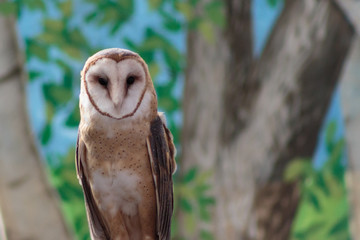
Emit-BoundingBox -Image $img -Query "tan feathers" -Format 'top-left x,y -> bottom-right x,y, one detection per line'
77,48 -> 176,240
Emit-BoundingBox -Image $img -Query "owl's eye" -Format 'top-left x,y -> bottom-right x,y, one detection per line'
98,77 -> 108,87
126,76 -> 135,86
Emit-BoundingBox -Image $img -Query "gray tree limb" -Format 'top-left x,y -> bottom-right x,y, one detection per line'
340,37 -> 360,240
181,0 -> 354,239
0,12 -> 71,240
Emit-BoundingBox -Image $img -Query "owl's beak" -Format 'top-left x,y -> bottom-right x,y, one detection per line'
110,82 -> 125,110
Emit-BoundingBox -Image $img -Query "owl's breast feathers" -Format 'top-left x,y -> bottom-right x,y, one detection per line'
76,113 -> 176,240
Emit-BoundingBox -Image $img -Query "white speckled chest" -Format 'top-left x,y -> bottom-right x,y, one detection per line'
81,120 -> 153,218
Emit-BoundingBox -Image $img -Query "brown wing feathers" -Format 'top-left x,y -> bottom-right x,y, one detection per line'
148,116 -> 175,240
76,134 -> 111,240
77,115 -> 175,240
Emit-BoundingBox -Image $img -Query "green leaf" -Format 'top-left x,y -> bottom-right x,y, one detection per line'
63,71 -> 73,89
27,41 -> 48,61
329,215 -> 349,235
323,138 -> 345,178
37,32 -> 61,45
69,28 -> 86,46
149,0 -> 163,9
57,182 -> 83,202
175,2 -> 193,21
267,0 -> 281,7
58,0 -> 72,17
62,45 -> 83,59
124,37 -> 137,49
43,19 -> 64,33
43,83 -> 72,106
41,123 -> 52,145
315,174 -> 330,196
164,17 -> 182,31
85,0 -> 134,34
204,1 -> 225,27
85,12 -> 97,23
293,222 -> 324,239
198,20 -> 215,44
188,17 -> 202,30
290,120 -> 349,240
100,7 -> 119,24
110,21 -> 122,35
325,121 -> 336,152
196,169 -> 213,185
65,104 -> 80,127
28,71 -> 41,82
183,167 -> 198,183
0,2 -> 17,15
284,158 -> 312,182
323,171 -> 345,197
198,196 -> 215,206
45,101 -> 55,122
195,184 -> 211,196
307,191 -> 321,211
148,62 -> 160,78
163,44 -> 182,71
55,59 -> 72,73
23,0 -> 46,11
199,207 -> 211,222
180,198 -> 192,213
200,230 -> 214,240
184,212 -> 196,234
160,10 -> 182,32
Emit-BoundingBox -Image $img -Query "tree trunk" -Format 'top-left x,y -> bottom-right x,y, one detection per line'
0,209 -> 5,240
0,12 -> 71,240
335,0 -> 360,34
330,2 -> 360,239
181,0 -> 354,239
340,37 -> 360,240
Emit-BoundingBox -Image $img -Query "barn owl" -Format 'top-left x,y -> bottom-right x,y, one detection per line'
76,48 -> 176,240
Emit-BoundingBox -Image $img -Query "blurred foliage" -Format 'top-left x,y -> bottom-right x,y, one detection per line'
84,0 -> 134,34
175,0 -> 225,43
0,0 -> 217,239
49,148 -> 90,240
267,0 -> 283,7
286,121 -> 350,240
172,167 -> 215,240
0,0 -> 45,16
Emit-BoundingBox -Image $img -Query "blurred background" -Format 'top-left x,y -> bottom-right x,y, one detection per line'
0,0 -> 359,239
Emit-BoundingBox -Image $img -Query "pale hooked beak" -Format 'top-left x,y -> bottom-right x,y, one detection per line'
110,80 -> 125,110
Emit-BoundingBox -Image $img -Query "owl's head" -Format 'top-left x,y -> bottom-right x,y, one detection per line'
80,48 -> 157,123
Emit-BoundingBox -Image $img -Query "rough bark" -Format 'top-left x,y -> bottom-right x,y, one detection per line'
181,0 -> 354,239
0,13 -> 71,240
221,0 -> 254,141
335,2 -> 360,239
339,37 -> 360,240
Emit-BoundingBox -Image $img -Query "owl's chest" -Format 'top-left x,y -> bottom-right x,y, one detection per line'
83,121 -> 149,164
82,123 -> 153,216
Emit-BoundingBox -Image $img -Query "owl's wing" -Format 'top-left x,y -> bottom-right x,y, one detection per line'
146,114 -> 177,240
76,132 -> 111,240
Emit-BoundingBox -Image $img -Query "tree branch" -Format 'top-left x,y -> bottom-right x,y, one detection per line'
0,13 -> 71,240
221,0 -> 255,142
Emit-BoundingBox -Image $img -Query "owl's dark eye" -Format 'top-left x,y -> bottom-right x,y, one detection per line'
126,76 -> 135,86
98,77 -> 108,87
